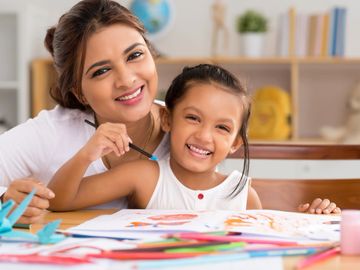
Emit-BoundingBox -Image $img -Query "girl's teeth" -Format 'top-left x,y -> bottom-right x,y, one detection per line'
117,88 -> 141,101
189,144 -> 211,155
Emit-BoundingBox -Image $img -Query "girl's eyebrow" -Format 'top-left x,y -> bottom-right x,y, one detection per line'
84,42 -> 145,75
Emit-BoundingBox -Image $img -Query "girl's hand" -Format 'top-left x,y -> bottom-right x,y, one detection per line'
81,122 -> 132,162
298,198 -> 341,214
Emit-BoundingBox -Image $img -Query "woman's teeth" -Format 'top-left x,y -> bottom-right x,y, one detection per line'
187,144 -> 211,155
116,87 -> 142,101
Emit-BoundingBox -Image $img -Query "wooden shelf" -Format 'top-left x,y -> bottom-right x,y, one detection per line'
32,57 -> 360,142
156,56 -> 360,65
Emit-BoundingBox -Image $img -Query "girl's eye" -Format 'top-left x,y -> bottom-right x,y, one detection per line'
185,115 -> 199,122
217,124 -> 231,133
127,51 -> 143,61
91,67 -> 110,78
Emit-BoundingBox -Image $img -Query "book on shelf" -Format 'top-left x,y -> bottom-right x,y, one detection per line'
278,6 -> 347,58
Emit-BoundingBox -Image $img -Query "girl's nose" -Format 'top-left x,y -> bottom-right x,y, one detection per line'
194,126 -> 213,143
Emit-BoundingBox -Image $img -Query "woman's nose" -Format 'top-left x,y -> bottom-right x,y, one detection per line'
114,65 -> 136,89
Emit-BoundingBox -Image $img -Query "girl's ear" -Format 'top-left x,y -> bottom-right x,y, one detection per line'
160,107 -> 171,132
229,134 -> 243,154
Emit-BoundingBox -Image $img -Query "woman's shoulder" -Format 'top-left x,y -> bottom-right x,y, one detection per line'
32,105 -> 91,131
36,105 -> 92,123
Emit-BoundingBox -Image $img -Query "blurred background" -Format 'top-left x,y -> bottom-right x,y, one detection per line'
1,0 -> 360,143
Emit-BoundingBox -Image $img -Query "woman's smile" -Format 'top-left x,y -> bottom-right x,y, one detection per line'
115,85 -> 144,105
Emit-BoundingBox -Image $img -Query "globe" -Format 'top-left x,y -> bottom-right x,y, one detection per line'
130,0 -> 173,39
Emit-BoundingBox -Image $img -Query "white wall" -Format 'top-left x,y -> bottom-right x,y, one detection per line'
1,0 -> 359,60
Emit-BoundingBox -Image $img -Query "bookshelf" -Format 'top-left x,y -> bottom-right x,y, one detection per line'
0,8 -> 29,130
31,56 -> 360,142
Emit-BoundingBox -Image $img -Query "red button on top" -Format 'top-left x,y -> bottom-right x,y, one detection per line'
197,193 -> 204,200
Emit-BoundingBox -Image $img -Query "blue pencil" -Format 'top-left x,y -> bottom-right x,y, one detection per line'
136,247 -> 318,269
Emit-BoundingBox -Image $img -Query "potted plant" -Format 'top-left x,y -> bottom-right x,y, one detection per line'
236,10 -> 267,57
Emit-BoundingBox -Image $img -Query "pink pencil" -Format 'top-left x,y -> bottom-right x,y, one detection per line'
297,246 -> 340,269
171,232 -> 298,246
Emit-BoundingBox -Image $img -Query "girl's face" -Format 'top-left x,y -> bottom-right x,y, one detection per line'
81,24 -> 158,124
164,83 -> 243,174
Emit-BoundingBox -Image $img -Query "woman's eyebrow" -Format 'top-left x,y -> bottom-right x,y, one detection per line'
85,60 -> 110,75
84,42 -> 145,75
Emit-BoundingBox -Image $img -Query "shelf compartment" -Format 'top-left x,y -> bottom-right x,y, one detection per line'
0,13 -> 17,81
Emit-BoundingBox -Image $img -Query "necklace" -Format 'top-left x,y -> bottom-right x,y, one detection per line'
101,112 -> 155,169
136,112 -> 155,160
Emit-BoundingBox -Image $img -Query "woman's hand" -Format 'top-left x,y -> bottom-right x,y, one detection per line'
81,122 -> 132,162
2,178 -> 55,224
298,198 -> 341,214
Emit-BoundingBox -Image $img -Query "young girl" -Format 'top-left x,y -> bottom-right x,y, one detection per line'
48,64 -> 340,214
48,64 -> 260,211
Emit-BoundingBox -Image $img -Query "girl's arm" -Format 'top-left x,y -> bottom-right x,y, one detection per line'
48,152 -> 154,211
48,122 -> 135,211
247,185 -> 262,209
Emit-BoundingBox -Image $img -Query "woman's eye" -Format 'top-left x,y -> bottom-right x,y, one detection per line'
91,67 -> 110,78
127,51 -> 143,61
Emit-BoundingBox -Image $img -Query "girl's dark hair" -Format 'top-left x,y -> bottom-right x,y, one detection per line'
165,64 -> 251,197
44,0 -> 154,111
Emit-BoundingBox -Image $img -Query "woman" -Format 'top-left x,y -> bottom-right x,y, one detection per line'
0,0 -> 168,223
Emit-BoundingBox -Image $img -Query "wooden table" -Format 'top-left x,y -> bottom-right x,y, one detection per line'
32,210 -> 360,270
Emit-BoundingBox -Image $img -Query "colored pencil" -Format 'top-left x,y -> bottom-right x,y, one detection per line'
84,119 -> 158,160
171,232 -> 298,246
87,251 -> 204,260
114,240 -> 232,253
296,246 -> 340,269
135,248 -> 318,269
165,242 -> 245,253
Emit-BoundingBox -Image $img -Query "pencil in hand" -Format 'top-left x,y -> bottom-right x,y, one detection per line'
84,119 -> 158,161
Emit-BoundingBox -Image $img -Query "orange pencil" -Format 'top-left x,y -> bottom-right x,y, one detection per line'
297,246 -> 340,269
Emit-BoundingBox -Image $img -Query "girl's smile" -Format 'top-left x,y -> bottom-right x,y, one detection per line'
186,143 -> 213,159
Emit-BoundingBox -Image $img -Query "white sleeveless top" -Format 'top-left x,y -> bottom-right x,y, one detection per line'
146,156 -> 249,211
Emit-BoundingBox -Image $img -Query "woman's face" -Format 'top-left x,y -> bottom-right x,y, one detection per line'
81,24 -> 158,124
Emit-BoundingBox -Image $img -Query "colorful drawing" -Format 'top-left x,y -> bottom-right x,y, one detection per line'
225,210 -> 340,241
148,214 -> 198,221
67,209 -> 340,242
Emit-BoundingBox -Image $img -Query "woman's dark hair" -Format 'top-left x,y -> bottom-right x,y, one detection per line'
44,0 -> 154,111
165,64 -> 251,197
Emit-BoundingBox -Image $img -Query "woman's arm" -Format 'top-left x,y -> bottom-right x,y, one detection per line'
298,198 -> 341,214
0,115 -> 57,223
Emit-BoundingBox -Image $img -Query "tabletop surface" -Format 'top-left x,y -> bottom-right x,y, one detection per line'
31,209 -> 360,270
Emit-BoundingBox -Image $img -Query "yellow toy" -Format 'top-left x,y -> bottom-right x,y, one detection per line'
249,86 -> 292,140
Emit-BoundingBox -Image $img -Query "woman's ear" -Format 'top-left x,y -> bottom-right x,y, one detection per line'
160,107 -> 171,132
72,88 -> 88,105
229,134 -> 243,154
